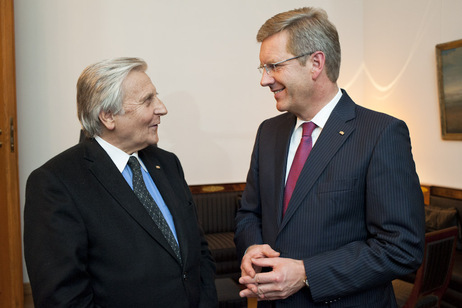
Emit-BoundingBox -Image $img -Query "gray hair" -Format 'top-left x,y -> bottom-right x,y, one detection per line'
77,57 -> 147,137
257,7 -> 341,83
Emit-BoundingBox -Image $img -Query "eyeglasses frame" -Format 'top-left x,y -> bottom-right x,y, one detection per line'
258,52 -> 314,75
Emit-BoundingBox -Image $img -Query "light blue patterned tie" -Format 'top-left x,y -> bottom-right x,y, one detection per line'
127,156 -> 182,262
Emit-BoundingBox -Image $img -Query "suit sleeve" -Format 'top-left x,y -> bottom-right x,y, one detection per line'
306,119 -> 425,301
24,167 -> 97,308
234,122 -> 265,258
172,155 -> 218,307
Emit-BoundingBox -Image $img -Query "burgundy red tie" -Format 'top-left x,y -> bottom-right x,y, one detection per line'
283,122 -> 317,216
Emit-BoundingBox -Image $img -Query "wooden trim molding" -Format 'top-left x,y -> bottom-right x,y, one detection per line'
23,283 -> 32,307
23,283 -> 31,297
430,186 -> 462,201
0,0 -> 24,307
189,182 -> 246,194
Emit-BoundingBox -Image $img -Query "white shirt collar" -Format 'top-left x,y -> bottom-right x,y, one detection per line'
285,89 -> 343,182
294,88 -> 342,130
94,136 -> 147,172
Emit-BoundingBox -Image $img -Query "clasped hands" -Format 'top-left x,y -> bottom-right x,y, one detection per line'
238,244 -> 306,301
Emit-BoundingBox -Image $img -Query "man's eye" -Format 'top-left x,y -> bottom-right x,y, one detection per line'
265,64 -> 279,73
271,64 -> 280,71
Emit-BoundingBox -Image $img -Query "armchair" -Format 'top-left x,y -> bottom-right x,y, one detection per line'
393,226 -> 458,308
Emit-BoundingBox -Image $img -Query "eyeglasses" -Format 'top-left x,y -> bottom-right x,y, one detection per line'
258,52 -> 314,75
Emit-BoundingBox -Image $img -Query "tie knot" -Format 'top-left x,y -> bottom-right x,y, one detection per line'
302,122 -> 316,137
127,156 -> 141,172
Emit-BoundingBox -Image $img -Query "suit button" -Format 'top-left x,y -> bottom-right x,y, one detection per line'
183,272 -> 188,280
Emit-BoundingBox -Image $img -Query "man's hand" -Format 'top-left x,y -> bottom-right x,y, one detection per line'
239,248 -> 306,300
240,244 -> 280,278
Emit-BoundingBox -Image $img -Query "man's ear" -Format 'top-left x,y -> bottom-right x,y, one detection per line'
99,110 -> 116,131
311,51 -> 326,79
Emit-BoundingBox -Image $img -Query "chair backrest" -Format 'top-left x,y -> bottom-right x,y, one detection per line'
189,183 -> 245,234
404,226 -> 458,308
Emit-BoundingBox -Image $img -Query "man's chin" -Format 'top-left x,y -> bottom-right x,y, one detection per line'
275,101 -> 289,113
143,136 -> 159,148
148,138 -> 159,146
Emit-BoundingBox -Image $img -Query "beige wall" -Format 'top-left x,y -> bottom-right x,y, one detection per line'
362,0 -> 462,188
15,0 -> 462,283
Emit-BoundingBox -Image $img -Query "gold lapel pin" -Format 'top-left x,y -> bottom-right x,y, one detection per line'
156,165 -> 161,169
339,131 -> 345,135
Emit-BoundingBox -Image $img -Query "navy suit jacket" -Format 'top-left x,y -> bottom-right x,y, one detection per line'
235,90 -> 425,307
24,139 -> 217,308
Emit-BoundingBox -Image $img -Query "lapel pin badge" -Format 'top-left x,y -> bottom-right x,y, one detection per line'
156,165 -> 161,169
339,131 -> 345,135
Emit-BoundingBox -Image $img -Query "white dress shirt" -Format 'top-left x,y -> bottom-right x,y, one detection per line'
285,89 -> 343,183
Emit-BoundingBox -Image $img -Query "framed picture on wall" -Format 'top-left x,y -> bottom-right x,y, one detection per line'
436,39 -> 462,140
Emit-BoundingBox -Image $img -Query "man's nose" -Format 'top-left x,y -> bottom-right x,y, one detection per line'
155,99 -> 168,115
260,70 -> 275,87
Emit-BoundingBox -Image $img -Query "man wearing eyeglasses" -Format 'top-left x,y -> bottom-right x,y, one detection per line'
234,7 -> 425,308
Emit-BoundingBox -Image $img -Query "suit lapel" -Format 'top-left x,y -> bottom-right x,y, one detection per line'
83,140 -> 180,262
281,91 -> 357,229
274,114 -> 297,227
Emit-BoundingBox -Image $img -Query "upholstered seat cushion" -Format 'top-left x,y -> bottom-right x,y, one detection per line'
206,232 -> 240,276
206,232 -> 236,261
392,279 -> 439,308
425,205 -> 462,250
425,206 -> 458,231
392,279 -> 413,307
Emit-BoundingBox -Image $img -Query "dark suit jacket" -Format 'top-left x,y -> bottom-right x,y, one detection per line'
24,139 -> 217,308
234,90 -> 425,308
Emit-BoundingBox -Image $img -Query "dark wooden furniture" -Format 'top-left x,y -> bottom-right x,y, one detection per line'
421,185 -> 462,308
0,1 -> 24,307
393,226 -> 458,308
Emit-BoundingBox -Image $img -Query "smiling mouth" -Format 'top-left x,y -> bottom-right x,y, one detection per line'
273,88 -> 285,94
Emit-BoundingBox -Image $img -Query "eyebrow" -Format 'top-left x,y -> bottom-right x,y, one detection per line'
140,92 -> 155,102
